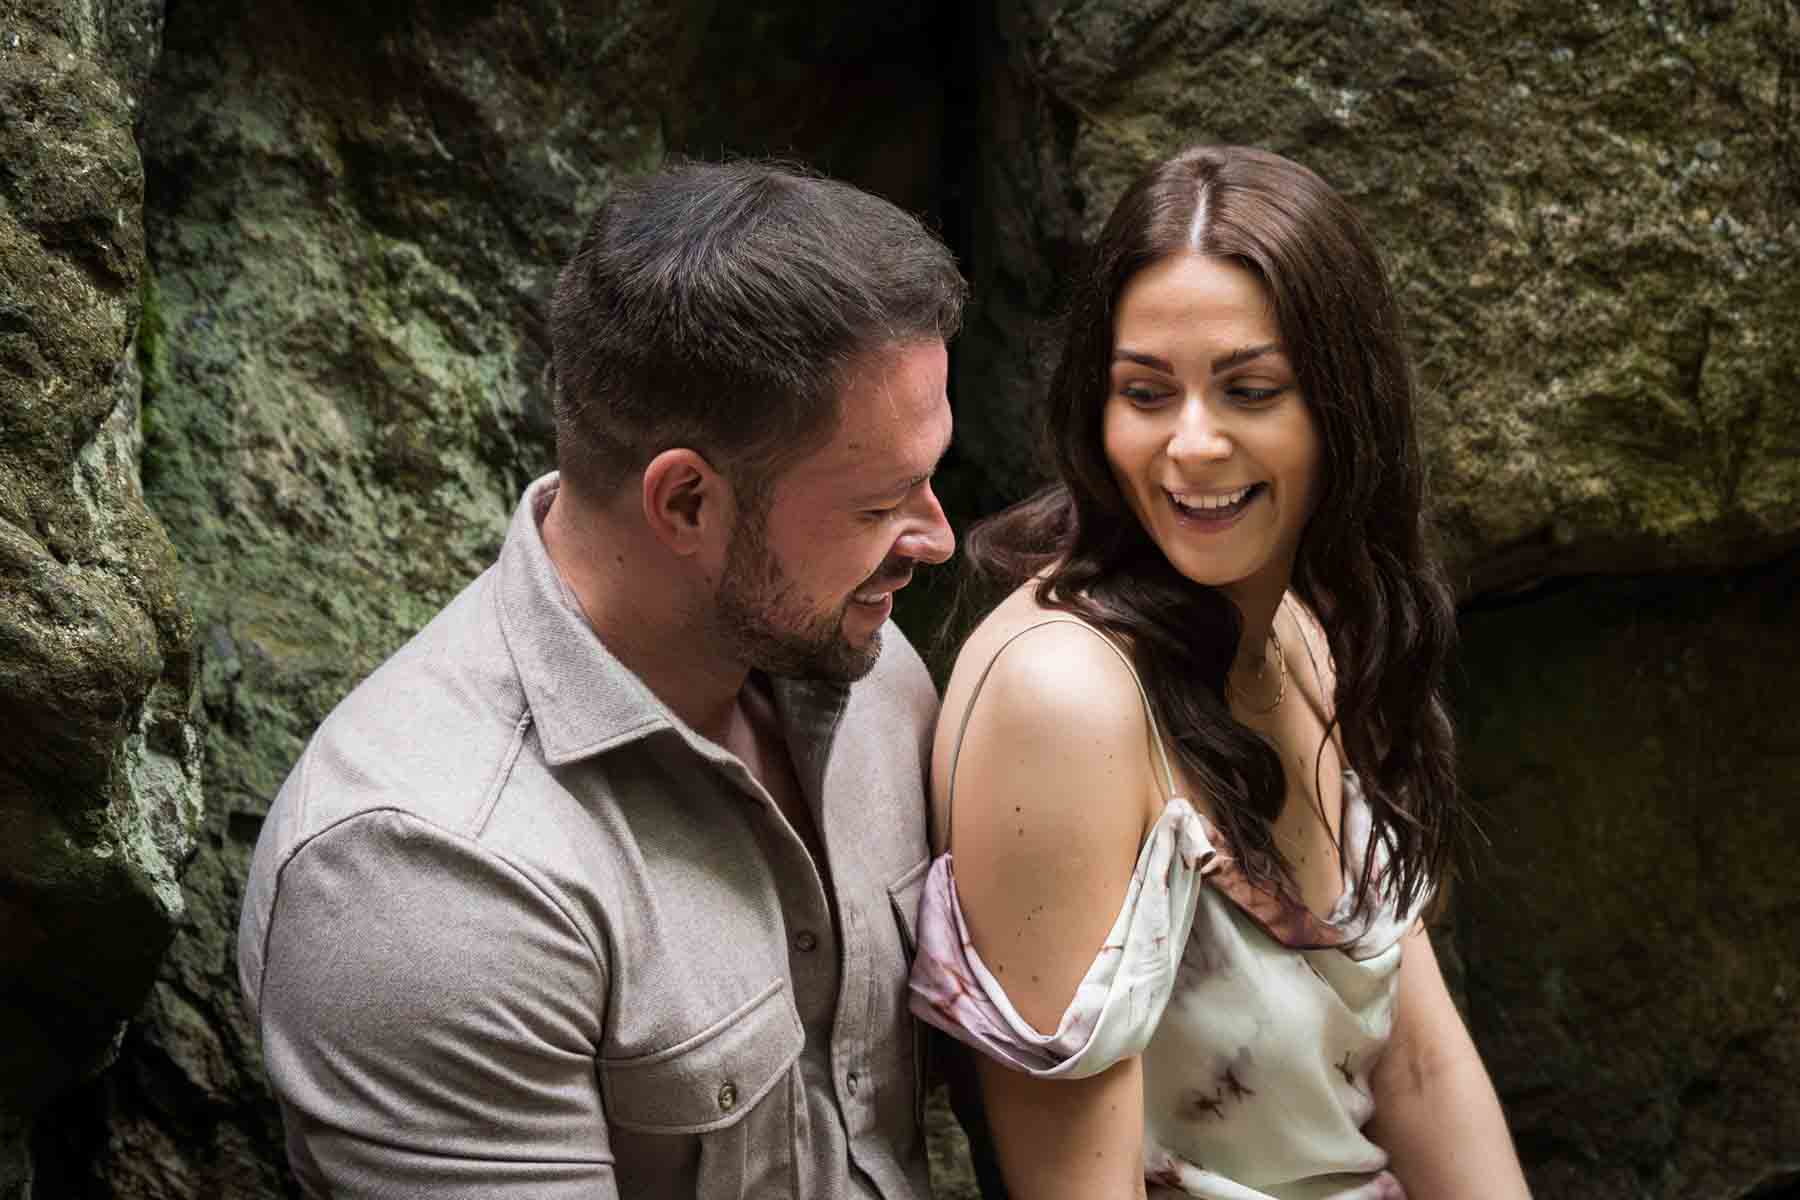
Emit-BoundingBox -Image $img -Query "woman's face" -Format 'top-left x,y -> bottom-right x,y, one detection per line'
1102,253 -> 1322,614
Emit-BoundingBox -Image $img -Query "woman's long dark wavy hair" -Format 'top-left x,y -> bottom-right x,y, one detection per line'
964,145 -> 1459,918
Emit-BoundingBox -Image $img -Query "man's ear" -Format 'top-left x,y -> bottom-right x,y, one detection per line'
641,448 -> 732,556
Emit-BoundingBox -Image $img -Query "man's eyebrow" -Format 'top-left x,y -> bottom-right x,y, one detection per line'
854,437 -> 952,505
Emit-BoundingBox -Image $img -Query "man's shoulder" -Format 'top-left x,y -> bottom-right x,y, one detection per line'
821,622 -> 938,865
849,619 -> 938,719
236,567 -> 620,1002
257,569 -> 530,849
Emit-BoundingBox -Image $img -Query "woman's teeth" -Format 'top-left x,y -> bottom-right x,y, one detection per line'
1167,485 -> 1256,517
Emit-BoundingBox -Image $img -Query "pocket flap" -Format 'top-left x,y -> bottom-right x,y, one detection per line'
887,857 -> 931,959
601,978 -> 802,1134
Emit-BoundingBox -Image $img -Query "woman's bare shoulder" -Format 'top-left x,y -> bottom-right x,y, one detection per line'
930,585 -> 1162,1032
943,584 -> 1148,734
930,583 -> 1161,849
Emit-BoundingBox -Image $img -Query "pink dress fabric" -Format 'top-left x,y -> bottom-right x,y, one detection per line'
907,617 -> 1426,1200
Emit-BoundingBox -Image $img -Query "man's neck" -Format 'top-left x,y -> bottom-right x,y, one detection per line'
540,486 -> 747,743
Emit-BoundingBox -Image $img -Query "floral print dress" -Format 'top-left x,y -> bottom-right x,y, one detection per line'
908,618 -> 1425,1200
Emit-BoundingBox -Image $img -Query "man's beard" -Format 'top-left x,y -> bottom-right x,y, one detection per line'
715,510 -> 885,683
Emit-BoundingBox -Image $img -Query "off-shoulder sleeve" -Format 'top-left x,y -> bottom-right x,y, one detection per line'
907,797 -> 1221,1079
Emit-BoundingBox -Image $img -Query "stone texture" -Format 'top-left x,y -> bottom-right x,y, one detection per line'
0,0 -> 199,1193
948,2 -> 1800,1193
11,0 -> 1798,1196
669,2 -> 963,224
956,0 -> 1800,595
30,0 -> 683,1193
19,2 -> 984,1195
1455,556 -> 1800,1198
925,1086 -> 983,1200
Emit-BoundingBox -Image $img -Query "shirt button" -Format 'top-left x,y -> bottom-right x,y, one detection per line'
794,930 -> 818,952
845,1071 -> 860,1097
717,1082 -> 737,1112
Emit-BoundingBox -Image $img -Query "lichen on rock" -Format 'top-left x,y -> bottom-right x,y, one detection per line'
32,0 -> 688,1192
10,1 -> 1799,1197
0,3 -> 200,1184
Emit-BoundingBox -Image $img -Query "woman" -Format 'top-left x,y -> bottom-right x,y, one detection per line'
909,146 -> 1530,1199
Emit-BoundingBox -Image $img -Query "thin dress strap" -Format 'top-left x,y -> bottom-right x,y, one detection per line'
944,616 -> 1178,852
1284,594 -> 1329,699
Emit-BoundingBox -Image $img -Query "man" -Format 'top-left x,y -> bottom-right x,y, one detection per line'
238,160 -> 966,1197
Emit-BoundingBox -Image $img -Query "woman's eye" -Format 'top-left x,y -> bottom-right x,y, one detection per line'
1227,385 -> 1284,405
1119,384 -> 1168,407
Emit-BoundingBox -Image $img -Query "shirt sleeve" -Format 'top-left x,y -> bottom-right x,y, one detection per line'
251,809 -> 616,1197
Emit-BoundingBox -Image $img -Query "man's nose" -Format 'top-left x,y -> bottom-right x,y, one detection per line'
898,483 -> 955,565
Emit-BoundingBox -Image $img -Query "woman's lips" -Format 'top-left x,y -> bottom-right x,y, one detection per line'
1165,483 -> 1262,523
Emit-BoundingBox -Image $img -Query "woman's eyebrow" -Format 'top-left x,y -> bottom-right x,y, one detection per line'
1112,348 -> 1173,372
1112,344 -> 1284,374
1210,342 -> 1281,374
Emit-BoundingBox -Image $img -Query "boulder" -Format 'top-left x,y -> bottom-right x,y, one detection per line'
956,0 -> 1800,595
32,0 -> 680,1192
0,0 -> 199,1191
950,2 -> 1800,1195
1456,557 -> 1800,1198
30,0 -> 984,1193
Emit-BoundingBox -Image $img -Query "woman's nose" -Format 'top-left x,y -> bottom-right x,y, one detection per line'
1167,397 -> 1231,462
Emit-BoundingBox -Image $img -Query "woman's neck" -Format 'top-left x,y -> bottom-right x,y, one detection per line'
1226,585 -> 1292,714
1227,584 -> 1289,676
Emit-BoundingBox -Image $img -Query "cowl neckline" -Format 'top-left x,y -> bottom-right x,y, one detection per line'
907,772 -> 1415,1081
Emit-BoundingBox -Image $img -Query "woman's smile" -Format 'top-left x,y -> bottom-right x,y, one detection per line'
1164,483 -> 1264,523
1103,253 -> 1321,612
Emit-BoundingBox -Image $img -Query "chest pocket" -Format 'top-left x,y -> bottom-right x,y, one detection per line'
602,979 -> 804,1196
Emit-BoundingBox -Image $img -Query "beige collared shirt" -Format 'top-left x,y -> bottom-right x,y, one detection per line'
239,474 -> 936,1198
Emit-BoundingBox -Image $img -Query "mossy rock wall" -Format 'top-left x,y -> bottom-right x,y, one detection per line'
25,1 -> 972,1196
0,1 -> 199,1194
5,1 -> 1798,1198
31,0 -> 679,1193
956,0 -> 1800,594
952,17 -> 1800,1187
1456,559 -> 1800,1197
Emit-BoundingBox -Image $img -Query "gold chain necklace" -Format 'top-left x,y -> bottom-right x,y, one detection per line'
1230,627 -> 1287,715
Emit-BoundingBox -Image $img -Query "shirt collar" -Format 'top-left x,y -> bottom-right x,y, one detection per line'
495,473 -> 852,768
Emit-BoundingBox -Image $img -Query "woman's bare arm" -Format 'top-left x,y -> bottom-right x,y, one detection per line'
939,621 -> 1164,1199
978,1054 -> 1147,1198
1366,926 -> 1532,1198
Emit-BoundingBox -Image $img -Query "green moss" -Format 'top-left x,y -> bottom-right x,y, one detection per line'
135,271 -> 187,568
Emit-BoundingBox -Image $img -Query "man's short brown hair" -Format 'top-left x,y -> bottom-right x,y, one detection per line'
549,160 -> 967,501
